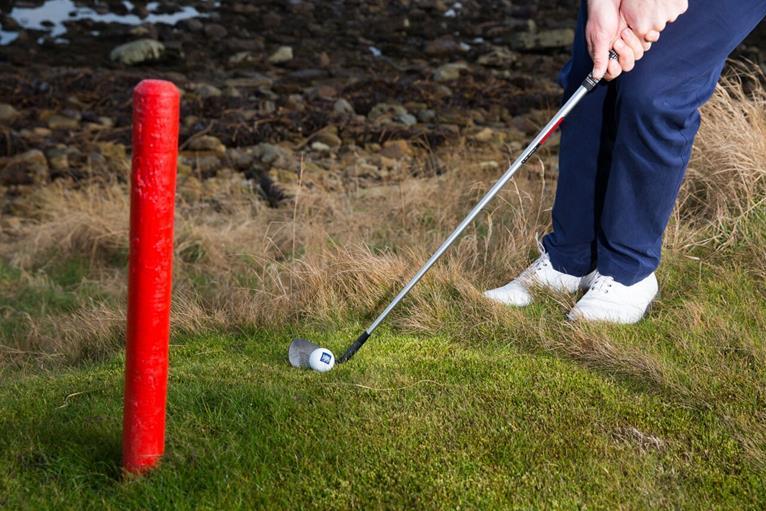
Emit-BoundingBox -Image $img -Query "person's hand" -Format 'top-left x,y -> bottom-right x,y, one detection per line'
620,0 -> 687,41
586,0 -> 648,81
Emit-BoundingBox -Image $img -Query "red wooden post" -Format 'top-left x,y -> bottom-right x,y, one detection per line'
122,79 -> 180,475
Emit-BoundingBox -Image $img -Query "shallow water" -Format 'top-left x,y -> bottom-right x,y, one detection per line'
1,0 -> 204,45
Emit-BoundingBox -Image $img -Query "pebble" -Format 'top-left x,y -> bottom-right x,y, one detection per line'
268,46 -> 294,64
188,135 -> 227,156
380,140 -> 413,159
47,113 -> 80,130
0,149 -> 48,186
0,104 -> 19,124
109,39 -> 165,65
433,62 -> 468,82
472,128 -> 494,143
333,98 -> 355,116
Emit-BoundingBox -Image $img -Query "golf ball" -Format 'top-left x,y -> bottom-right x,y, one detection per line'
309,348 -> 335,372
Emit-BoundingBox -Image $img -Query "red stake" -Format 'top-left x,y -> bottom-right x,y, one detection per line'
122,79 -> 180,475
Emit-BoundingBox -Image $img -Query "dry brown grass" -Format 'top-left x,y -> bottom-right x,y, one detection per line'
1,65 -> 764,380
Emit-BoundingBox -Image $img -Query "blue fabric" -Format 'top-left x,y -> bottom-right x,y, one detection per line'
542,0 -> 766,285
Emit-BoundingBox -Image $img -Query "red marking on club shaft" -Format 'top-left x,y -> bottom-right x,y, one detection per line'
540,117 -> 565,146
122,79 -> 180,475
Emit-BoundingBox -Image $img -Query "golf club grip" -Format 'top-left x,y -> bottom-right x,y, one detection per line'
584,50 -> 619,91
338,331 -> 370,363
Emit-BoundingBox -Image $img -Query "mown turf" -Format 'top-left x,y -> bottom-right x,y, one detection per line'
1,288 -> 765,510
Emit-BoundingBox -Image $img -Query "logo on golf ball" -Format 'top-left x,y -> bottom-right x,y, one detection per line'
309,348 -> 335,372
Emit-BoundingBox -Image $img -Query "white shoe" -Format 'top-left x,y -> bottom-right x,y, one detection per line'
483,252 -> 593,307
568,271 -> 658,324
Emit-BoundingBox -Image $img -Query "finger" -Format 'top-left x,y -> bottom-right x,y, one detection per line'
644,30 -> 661,43
653,20 -> 667,33
613,38 -> 635,73
620,28 -> 645,61
589,37 -> 611,79
642,41 -> 652,52
604,57 -> 622,81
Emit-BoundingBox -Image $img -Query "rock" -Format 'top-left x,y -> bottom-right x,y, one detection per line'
433,62 -> 468,82
110,39 -> 165,65
0,104 -> 19,124
191,83 -> 222,98
226,147 -> 255,169
477,47 -> 518,67
310,141 -> 331,153
368,102 -> 410,124
268,46 -> 293,64
380,140 -> 413,159
188,135 -> 226,156
418,109 -> 436,123
45,146 -> 69,172
181,153 -> 220,174
254,143 -> 294,168
480,161 -> 499,171
425,35 -> 461,56
204,23 -> 228,38
314,128 -> 342,148
47,113 -> 80,130
394,112 -> 417,126
510,28 -> 575,50
228,51 -> 255,66
1,149 -> 48,186
333,98 -> 355,115
472,128 -> 494,143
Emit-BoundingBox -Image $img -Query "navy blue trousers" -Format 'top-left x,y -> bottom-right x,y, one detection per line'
543,0 -> 766,285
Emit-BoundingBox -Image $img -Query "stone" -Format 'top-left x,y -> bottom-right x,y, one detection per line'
45,146 -> 69,172
181,153 -> 220,174
226,147 -> 255,169
380,140 -> 413,160
228,51 -> 255,66
47,113 -> 80,130
480,161 -> 500,171
0,104 -> 19,124
394,112 -> 417,126
254,143 -> 294,168
477,47 -> 518,67
510,29 -> 575,50
425,35 -> 461,56
333,98 -> 355,115
204,23 -> 228,38
310,141 -> 331,153
109,39 -> 165,65
192,83 -> 222,98
313,128 -> 342,148
188,135 -> 226,156
368,102 -> 409,124
472,128 -> 494,143
268,46 -> 293,64
433,62 -> 468,82
0,149 -> 48,186
418,109 -> 436,123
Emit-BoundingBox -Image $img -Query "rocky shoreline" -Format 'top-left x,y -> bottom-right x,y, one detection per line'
1,1 -> 764,212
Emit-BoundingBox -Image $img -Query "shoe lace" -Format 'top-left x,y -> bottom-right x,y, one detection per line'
590,272 -> 614,293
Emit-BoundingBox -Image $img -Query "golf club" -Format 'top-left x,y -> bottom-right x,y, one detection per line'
289,51 -> 618,369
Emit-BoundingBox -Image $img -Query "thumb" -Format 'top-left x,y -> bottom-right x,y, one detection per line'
591,39 -> 610,79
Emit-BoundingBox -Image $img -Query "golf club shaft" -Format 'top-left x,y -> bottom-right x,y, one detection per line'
339,55 -> 616,363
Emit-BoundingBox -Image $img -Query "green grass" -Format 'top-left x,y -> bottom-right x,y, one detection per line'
1,256 -> 765,509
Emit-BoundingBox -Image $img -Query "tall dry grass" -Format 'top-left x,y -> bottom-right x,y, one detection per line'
1,64 -> 764,376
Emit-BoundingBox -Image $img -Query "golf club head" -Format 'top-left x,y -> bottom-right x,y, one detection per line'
288,338 -> 321,368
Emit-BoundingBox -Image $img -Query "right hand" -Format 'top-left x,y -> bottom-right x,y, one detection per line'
586,0 -> 657,81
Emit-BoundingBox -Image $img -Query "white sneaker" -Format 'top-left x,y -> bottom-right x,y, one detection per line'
568,271 -> 658,324
483,252 -> 593,307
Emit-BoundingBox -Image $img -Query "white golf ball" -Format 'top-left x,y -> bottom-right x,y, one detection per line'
308,348 -> 335,372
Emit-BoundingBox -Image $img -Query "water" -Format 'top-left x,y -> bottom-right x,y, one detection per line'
1,0 -> 205,45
